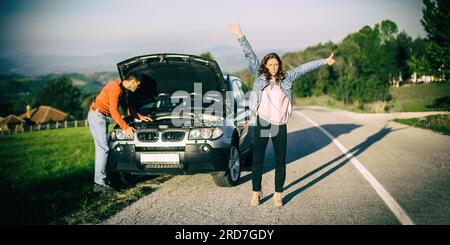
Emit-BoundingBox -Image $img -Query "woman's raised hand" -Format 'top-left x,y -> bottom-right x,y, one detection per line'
327,53 -> 335,65
228,23 -> 243,38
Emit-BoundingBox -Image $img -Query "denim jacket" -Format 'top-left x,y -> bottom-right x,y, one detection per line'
238,36 -> 327,117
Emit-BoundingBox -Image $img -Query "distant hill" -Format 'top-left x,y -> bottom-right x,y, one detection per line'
0,72 -> 119,102
214,51 -> 286,74
0,47 -> 288,76
0,54 -> 127,76
0,71 -> 120,117
205,45 -> 287,73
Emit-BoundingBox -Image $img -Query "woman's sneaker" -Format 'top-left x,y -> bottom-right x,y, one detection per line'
250,191 -> 263,207
274,192 -> 283,207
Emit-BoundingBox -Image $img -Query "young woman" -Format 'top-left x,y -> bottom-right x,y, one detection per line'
228,23 -> 335,207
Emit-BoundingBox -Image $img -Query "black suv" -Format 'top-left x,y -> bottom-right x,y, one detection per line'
107,54 -> 254,187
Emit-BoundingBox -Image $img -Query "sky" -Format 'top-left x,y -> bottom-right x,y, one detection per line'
0,0 -> 426,57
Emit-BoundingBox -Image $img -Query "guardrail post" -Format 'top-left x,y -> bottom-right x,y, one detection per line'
75,120 -> 78,128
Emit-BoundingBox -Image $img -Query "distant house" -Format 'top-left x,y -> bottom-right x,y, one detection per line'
390,72 -> 443,87
410,72 -> 442,84
18,105 -> 67,124
0,114 -> 25,131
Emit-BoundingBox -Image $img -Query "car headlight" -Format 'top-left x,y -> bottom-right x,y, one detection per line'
212,127 -> 223,139
201,128 -> 212,139
111,129 -> 134,141
189,127 -> 223,140
189,129 -> 201,139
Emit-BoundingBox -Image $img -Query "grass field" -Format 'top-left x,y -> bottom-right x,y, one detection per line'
394,114 -> 450,136
295,81 -> 450,113
0,126 -> 171,224
389,81 -> 450,112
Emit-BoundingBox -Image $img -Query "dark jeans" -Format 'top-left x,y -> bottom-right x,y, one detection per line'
252,116 -> 287,193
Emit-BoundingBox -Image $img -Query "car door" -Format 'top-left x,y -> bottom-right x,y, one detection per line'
232,78 -> 253,153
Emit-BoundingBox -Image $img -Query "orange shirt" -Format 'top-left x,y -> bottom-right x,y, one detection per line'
91,80 -> 140,130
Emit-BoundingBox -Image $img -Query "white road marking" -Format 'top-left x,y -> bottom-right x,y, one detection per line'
295,111 -> 414,225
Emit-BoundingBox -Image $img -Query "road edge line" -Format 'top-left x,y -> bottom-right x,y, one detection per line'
295,110 -> 414,225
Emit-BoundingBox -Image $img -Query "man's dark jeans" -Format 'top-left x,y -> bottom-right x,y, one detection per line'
252,116 -> 287,193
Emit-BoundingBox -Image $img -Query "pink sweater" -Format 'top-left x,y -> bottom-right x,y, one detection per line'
257,83 -> 290,125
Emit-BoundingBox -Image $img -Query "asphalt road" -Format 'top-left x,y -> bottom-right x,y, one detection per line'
104,106 -> 450,225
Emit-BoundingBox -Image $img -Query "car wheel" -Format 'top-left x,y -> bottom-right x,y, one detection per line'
211,143 -> 241,187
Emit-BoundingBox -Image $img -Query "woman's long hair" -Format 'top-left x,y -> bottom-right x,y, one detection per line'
258,53 -> 286,84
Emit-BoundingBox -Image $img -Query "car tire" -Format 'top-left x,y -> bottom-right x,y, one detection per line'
211,143 -> 241,187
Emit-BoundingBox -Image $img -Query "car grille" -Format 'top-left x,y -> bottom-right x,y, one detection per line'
137,130 -> 186,142
162,131 -> 185,142
137,131 -> 158,142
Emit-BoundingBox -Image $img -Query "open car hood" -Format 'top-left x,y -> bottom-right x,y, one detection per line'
116,54 -> 228,115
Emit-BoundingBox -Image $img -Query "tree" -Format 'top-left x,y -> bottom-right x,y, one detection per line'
35,76 -> 84,119
283,41 -> 337,98
421,0 -> 450,79
384,31 -> 413,82
376,19 -> 398,44
408,38 -> 433,77
235,70 -> 255,90
334,24 -> 391,104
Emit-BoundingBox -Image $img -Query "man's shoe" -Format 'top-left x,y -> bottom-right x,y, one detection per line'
250,191 -> 262,207
274,192 -> 283,207
93,183 -> 114,193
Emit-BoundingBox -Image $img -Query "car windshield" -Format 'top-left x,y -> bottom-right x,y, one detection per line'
127,62 -> 226,112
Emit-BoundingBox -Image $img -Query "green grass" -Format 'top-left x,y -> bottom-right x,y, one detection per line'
295,81 -> 450,113
388,81 -> 450,112
394,114 -> 450,136
0,127 -> 171,224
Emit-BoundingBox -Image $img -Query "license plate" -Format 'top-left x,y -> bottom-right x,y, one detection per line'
140,153 -> 180,164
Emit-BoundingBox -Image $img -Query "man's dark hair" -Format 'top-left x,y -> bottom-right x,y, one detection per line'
124,73 -> 139,81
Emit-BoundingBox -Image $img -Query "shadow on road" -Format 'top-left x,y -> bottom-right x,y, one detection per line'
239,123 -> 361,187
281,126 -> 402,205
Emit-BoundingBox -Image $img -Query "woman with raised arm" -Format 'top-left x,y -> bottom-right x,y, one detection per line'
228,23 -> 335,207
